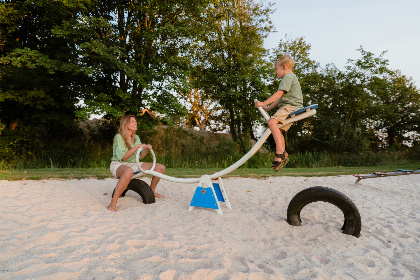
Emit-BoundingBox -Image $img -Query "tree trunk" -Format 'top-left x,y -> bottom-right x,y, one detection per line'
228,105 -> 237,142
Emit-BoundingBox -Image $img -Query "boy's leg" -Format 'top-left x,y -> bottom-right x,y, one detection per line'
268,118 -> 287,157
269,105 -> 297,165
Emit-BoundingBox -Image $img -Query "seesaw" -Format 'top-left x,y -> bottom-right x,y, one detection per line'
120,103 -> 317,215
112,103 -> 365,237
354,168 -> 420,184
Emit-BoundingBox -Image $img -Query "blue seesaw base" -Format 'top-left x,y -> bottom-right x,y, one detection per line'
189,175 -> 231,215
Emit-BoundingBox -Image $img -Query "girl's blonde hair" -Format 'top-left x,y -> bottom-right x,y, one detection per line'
275,55 -> 294,69
118,115 -> 137,149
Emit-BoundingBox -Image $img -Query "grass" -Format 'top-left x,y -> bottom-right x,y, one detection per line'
1,161 -> 419,181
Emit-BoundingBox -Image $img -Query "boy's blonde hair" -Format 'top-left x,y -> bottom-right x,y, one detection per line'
275,55 -> 294,69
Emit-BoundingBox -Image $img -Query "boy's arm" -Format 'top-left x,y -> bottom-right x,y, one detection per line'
264,99 -> 280,111
255,90 -> 285,110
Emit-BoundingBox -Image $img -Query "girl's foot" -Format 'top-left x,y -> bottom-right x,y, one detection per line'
154,193 -> 165,198
107,204 -> 118,211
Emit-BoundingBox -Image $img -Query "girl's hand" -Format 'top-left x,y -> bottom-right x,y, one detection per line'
135,144 -> 147,150
139,144 -> 152,150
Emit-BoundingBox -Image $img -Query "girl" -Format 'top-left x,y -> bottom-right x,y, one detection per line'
108,115 -> 166,211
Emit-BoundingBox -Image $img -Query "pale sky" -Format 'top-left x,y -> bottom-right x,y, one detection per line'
264,0 -> 420,86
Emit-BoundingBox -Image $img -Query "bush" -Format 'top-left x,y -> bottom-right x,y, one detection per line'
2,121 -> 418,169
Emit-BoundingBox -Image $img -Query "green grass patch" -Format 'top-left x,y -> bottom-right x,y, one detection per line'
1,161 -> 418,181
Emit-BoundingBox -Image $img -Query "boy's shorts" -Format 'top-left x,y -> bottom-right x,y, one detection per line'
110,161 -> 145,178
271,105 -> 299,131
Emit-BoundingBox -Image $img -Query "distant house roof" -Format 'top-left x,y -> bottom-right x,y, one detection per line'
138,108 -> 157,119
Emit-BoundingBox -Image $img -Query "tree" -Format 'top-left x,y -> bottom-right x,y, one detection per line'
0,0 -> 89,134
343,48 -> 420,148
306,65 -> 373,153
306,47 -> 420,152
191,0 -> 274,149
180,87 -> 226,131
0,0 -> 209,163
368,71 -> 420,148
52,0 -> 210,120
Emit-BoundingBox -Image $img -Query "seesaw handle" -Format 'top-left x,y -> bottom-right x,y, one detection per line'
254,99 -> 271,122
136,146 -> 156,173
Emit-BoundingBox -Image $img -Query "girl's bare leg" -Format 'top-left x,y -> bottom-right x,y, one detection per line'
140,162 -> 166,198
108,165 -> 133,211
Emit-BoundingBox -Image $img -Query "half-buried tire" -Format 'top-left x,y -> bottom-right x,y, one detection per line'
287,186 -> 361,237
112,179 -> 155,204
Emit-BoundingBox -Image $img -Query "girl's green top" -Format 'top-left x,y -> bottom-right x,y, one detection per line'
111,134 -> 142,163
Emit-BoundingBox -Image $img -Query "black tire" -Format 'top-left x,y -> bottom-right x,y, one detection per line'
112,179 -> 155,204
287,186 -> 361,238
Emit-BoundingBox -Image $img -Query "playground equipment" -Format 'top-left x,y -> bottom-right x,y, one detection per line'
112,179 -> 155,204
112,102 -> 364,237
287,186 -> 362,237
134,104 -> 318,183
354,169 -> 420,184
121,102 -> 318,214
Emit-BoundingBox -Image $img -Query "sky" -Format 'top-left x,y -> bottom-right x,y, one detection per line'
263,0 -> 420,86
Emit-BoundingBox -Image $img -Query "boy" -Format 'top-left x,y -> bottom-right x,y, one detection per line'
255,55 -> 303,171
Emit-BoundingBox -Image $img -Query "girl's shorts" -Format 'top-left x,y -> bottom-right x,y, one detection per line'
271,105 -> 299,131
110,161 -> 145,178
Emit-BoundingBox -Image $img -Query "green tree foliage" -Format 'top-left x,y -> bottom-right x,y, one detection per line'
307,48 -> 420,152
52,0 -> 210,121
0,1 -> 89,131
350,49 -> 420,148
0,0 -> 96,162
190,0 -> 274,149
0,1 -> 95,165
306,64 -> 373,153
1,1 -> 418,168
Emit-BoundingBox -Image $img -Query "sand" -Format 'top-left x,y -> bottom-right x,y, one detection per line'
1,174 -> 419,279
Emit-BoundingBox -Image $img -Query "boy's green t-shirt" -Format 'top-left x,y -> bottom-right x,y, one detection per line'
277,72 -> 303,108
111,134 -> 142,163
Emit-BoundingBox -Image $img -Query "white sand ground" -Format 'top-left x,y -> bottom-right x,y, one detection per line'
1,174 -> 419,279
